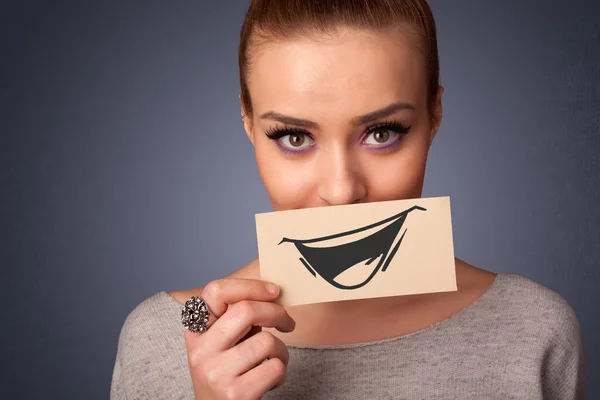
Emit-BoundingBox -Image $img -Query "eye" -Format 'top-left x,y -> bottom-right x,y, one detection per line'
363,128 -> 398,145
362,121 -> 411,148
265,126 -> 315,154
279,133 -> 314,150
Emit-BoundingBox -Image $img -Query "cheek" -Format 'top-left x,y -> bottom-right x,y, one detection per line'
255,144 -> 315,210
363,135 -> 430,200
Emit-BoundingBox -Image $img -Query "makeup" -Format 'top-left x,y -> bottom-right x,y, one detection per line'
264,119 -> 412,155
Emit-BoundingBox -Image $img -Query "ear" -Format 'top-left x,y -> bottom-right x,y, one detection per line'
429,85 -> 444,144
239,94 -> 254,145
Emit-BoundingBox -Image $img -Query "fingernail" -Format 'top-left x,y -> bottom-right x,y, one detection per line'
266,283 -> 279,295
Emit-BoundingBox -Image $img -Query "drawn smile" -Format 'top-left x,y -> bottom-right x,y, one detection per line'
279,205 -> 426,290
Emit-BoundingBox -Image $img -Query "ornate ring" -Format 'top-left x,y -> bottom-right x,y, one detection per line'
181,296 -> 211,333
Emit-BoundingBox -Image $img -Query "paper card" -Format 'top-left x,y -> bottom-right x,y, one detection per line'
255,196 -> 457,306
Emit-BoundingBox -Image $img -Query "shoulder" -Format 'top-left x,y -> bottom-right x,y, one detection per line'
493,273 -> 586,399
115,291 -> 187,360
117,291 -> 183,347
465,273 -> 586,398
494,273 -> 582,339
111,292 -> 193,399
487,273 -> 585,371
459,272 -> 583,350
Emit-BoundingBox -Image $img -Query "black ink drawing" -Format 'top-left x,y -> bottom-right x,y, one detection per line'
279,205 -> 426,290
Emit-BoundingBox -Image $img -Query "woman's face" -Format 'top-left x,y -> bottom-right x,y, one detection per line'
243,28 -> 442,211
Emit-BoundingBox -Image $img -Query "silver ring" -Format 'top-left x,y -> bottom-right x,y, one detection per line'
181,296 -> 211,333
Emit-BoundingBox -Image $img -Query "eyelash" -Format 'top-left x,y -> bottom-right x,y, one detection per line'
264,119 -> 412,153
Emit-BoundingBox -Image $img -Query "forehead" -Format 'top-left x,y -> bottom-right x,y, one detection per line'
247,28 -> 427,120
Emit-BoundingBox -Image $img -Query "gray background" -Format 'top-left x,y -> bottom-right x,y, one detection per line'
2,1 -> 598,398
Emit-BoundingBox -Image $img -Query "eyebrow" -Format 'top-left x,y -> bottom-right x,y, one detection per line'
259,101 -> 415,129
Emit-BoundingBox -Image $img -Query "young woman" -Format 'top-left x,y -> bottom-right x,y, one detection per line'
110,1 -> 585,399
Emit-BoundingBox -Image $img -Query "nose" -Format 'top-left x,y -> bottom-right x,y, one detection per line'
317,146 -> 367,206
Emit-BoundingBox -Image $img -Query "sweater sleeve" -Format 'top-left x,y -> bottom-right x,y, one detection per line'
110,348 -> 126,399
110,305 -> 139,400
541,299 -> 586,400
109,293 -> 195,399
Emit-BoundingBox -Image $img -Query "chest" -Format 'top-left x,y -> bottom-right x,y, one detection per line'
264,340 -> 545,400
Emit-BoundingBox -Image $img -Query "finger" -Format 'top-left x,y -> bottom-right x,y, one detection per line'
193,300 -> 294,356
200,278 -> 281,318
237,325 -> 262,345
222,331 -> 290,377
214,301 -> 295,350
184,278 -> 281,354
234,357 -> 287,398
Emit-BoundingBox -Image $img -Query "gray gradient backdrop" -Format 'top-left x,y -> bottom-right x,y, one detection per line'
2,1 -> 599,399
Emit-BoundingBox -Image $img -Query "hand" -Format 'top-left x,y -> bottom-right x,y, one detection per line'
184,278 -> 295,400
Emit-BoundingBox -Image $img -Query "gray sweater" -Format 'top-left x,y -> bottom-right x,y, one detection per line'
110,273 -> 586,399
